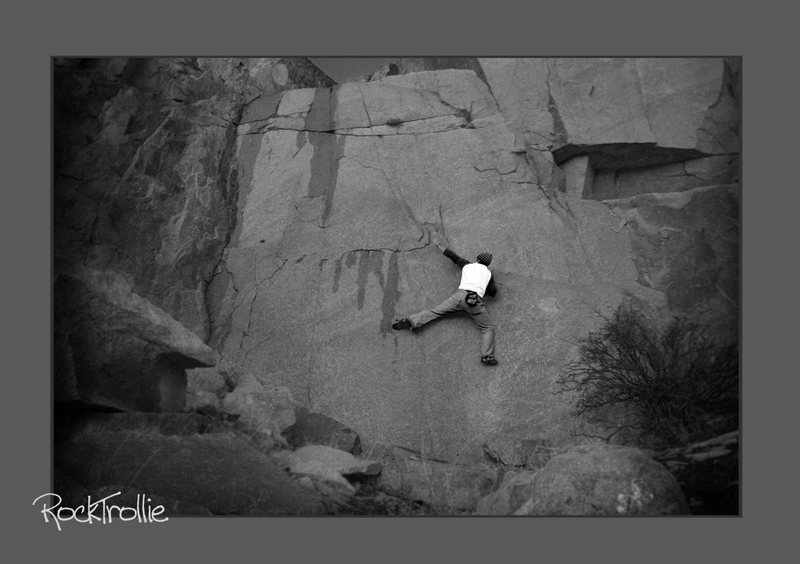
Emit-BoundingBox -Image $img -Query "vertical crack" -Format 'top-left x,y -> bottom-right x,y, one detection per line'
632,59 -> 657,143
358,83 -> 373,126
545,60 -> 568,147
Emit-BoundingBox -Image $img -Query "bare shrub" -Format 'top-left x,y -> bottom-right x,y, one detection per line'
556,305 -> 738,449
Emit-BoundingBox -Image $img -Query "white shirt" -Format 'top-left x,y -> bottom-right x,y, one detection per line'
459,262 -> 492,298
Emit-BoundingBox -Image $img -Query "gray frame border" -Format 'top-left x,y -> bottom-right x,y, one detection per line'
8,0 -> 790,561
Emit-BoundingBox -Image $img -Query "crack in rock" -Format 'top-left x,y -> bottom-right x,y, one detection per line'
545,60 -> 568,146
358,83 -> 373,127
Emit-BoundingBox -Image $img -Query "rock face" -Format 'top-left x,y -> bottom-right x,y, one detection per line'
211,69 -> 648,458
475,443 -> 689,516
54,57 -> 334,411
205,58 -> 738,458
604,184 -> 740,339
54,58 -> 739,510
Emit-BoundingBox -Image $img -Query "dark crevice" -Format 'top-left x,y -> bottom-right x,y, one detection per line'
546,61 -> 568,147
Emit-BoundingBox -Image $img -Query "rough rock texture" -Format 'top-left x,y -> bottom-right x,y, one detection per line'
372,446 -> 499,512
210,67 -> 682,458
54,57 -> 334,411
517,444 -> 689,515
600,155 -> 740,200
185,367 -> 230,411
654,431 -> 739,514
54,411 -> 229,444
271,445 -> 381,493
207,59 -> 741,459
284,407 -> 363,454
476,443 -> 689,516
473,469 -> 539,515
604,184 -> 740,340
219,374 -> 297,438
562,155 -> 595,198
55,267 -> 215,411
52,471 -> 215,517
481,58 -> 738,154
55,425 -> 327,515
481,436 -> 552,469
54,58 -> 739,509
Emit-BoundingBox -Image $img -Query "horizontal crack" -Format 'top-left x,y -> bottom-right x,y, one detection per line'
254,114 -> 472,138
335,243 -> 431,262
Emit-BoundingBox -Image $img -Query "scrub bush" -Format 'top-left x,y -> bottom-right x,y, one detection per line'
557,305 -> 738,449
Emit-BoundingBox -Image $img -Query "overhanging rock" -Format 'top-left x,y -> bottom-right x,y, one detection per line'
56,267 -> 215,411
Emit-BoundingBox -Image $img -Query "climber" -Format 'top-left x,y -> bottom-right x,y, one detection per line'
392,234 -> 498,366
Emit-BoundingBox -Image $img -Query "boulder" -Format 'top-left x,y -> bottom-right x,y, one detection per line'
219,374 -> 297,439
50,470 -> 217,521
283,407 -> 363,454
482,436 -> 552,470
186,367 -> 231,397
653,431 -> 739,515
271,445 -> 382,493
55,429 -> 327,516
510,443 -> 688,516
186,389 -> 223,413
54,267 -> 215,411
473,470 -> 539,516
88,486 -> 215,517
373,446 -> 499,513
54,410 -> 228,444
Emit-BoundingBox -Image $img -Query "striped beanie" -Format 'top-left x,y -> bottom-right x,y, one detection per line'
476,252 -> 493,265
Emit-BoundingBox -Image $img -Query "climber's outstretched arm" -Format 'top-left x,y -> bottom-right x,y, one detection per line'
442,247 -> 469,268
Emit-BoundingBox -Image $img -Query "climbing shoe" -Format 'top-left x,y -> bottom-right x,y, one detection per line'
481,355 -> 498,366
392,318 -> 412,331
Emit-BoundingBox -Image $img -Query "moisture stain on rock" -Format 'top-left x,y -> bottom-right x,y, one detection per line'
332,258 -> 343,293
379,251 -> 402,336
330,250 -> 402,335
307,131 -> 345,227
306,88 -> 345,227
356,251 -> 385,310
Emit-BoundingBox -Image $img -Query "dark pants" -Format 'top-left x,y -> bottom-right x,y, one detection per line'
408,289 -> 496,357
